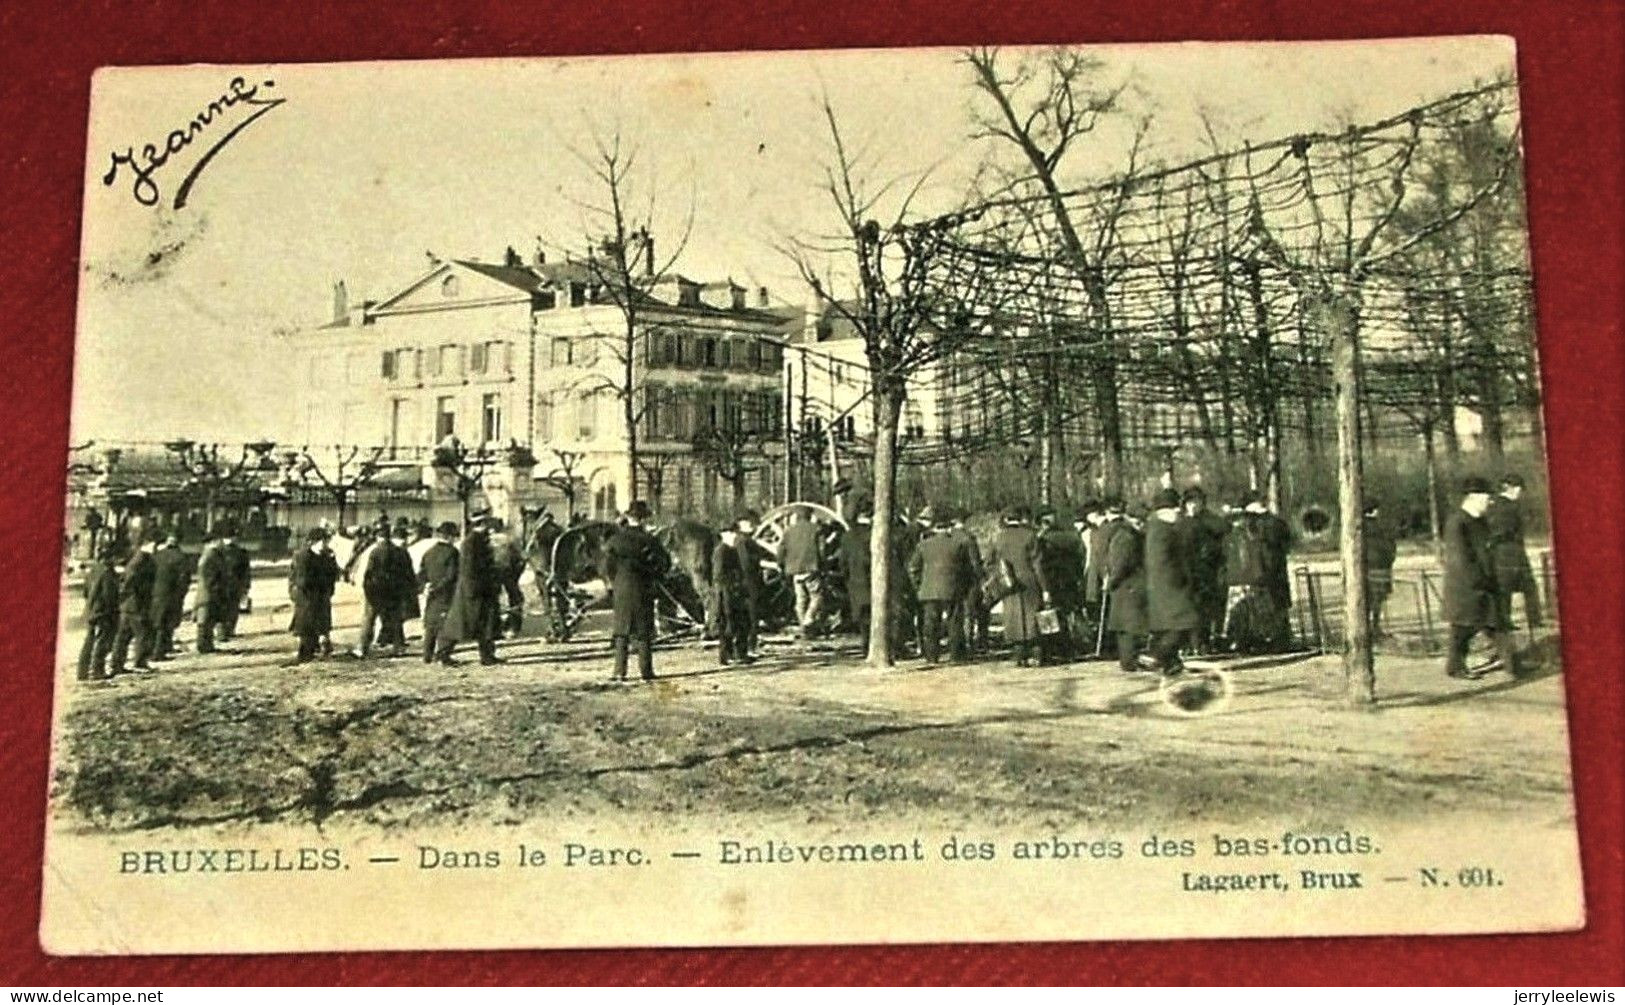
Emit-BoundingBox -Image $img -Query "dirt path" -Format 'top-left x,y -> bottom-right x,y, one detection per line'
50,621 -> 1576,836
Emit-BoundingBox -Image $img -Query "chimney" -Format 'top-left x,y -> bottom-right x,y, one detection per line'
332,280 -> 349,326
730,283 -> 746,311
532,237 -> 546,268
757,286 -> 770,308
504,245 -> 523,268
643,232 -> 655,277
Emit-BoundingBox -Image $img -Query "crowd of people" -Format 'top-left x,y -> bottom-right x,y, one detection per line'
73,471 -> 1543,687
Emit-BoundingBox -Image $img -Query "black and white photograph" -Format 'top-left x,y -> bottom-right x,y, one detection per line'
44,37 -> 1581,953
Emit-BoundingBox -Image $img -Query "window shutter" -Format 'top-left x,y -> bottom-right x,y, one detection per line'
381,351 -> 395,379
471,342 -> 487,374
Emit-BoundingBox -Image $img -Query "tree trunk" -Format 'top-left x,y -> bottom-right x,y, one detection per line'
1325,292 -> 1374,707
867,387 -> 904,668
622,315 -> 641,505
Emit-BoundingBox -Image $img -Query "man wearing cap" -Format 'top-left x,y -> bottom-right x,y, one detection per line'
438,510 -> 504,666
287,527 -> 341,666
988,505 -> 1047,667
418,521 -> 461,664
110,532 -> 159,674
1145,489 -> 1200,674
603,500 -> 671,681
77,545 -> 121,681
1442,477 -> 1521,679
909,513 -> 971,664
1485,474 -> 1543,631
149,530 -> 192,660
780,506 -> 825,639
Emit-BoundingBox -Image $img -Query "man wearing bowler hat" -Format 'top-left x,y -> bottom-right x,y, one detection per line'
1441,476 -> 1521,680
603,499 -> 671,681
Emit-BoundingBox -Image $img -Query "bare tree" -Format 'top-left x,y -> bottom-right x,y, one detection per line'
783,95 -> 1011,668
540,447 -> 586,518
561,126 -> 695,507
691,426 -> 767,509
964,46 -> 1140,495
285,444 -> 383,529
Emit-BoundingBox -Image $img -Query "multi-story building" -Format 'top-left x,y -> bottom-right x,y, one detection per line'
285,244 -> 797,520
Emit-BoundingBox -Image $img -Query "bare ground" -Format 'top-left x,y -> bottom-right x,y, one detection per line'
50,601 -> 1576,836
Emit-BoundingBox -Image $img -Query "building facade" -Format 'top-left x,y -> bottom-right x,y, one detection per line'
286,246 -> 798,521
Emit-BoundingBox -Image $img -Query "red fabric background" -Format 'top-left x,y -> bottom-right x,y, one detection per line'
1,0 -> 1620,986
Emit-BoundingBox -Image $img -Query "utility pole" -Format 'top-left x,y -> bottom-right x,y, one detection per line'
1318,289 -> 1375,707
783,360 -> 796,502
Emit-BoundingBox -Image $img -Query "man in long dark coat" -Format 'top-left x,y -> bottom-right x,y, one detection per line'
286,527 -> 340,666
1485,474 -> 1543,631
1103,509 -> 1148,673
418,521 -> 460,664
1180,486 -> 1229,653
1362,500 -> 1398,638
358,521 -> 419,658
218,525 -> 251,642
1145,489 -> 1200,675
437,511 -> 503,666
710,520 -> 754,665
948,512 -> 988,654
149,531 -> 192,659
1035,506 -> 1085,662
77,546 -> 120,681
488,516 -> 528,637
1085,499 -> 1126,655
988,505 -> 1047,667
1443,477 -> 1520,679
909,515 -> 971,664
111,533 -> 158,674
603,500 -> 671,681
733,511 -> 769,658
1240,490 -> 1294,645
839,509 -> 873,640
194,532 -> 229,654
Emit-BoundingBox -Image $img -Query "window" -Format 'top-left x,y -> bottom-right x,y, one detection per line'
699,338 -> 718,368
435,396 -> 457,440
381,351 -> 397,380
574,335 -> 599,366
536,289 -> 557,310
388,399 -> 411,451
481,393 -> 502,443
551,336 -> 572,367
438,345 -> 462,379
904,403 -> 925,440
535,395 -> 554,441
489,340 -> 510,374
470,343 -> 488,375
577,390 -> 597,440
719,340 -> 733,370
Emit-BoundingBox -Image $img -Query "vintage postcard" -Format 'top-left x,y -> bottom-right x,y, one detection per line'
44,37 -> 1582,954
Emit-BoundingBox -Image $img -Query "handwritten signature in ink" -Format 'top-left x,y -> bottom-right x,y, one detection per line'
102,76 -> 286,210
